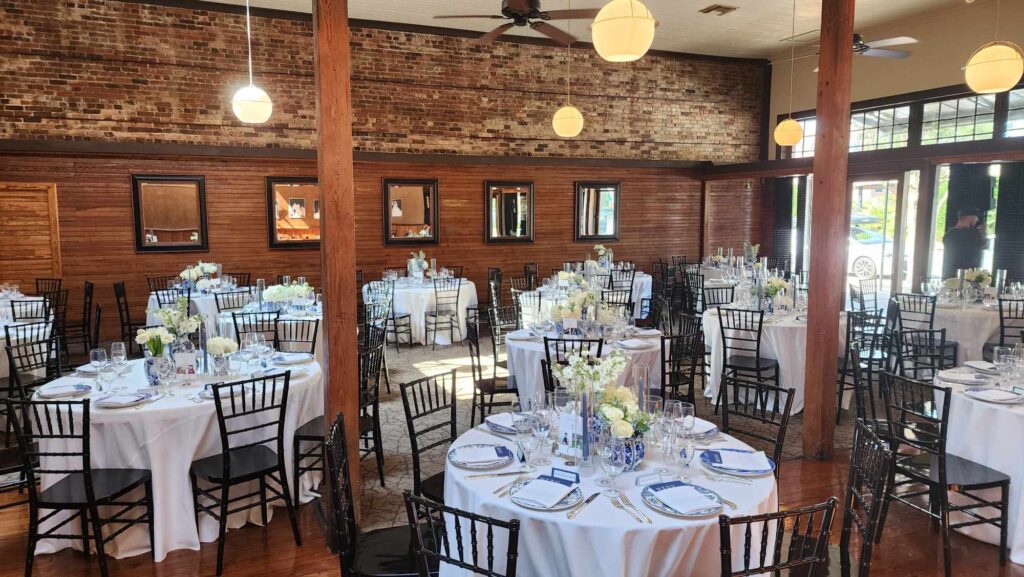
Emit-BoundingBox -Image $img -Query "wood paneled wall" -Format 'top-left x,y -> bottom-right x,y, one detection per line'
705,178 -> 773,256
0,153 -> 770,341
0,182 -> 62,289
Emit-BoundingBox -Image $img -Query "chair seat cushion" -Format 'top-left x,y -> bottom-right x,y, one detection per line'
420,471 -> 445,503
725,355 -> 780,371
354,525 -> 440,577
295,415 -> 324,440
982,341 -> 998,361
39,468 -> 150,506
897,452 -> 1009,487
191,445 -> 280,483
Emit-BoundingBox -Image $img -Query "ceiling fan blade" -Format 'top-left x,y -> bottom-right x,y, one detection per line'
542,8 -> 603,19
469,22 -> 517,45
865,36 -> 918,49
507,0 -> 531,12
434,14 -> 507,19
530,21 -> 577,46
861,48 -> 911,59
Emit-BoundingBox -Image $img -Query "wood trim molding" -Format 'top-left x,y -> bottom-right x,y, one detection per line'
46,184 -> 62,278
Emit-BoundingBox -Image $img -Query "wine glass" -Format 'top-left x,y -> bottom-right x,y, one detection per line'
97,363 -> 119,393
513,417 -> 540,472
155,355 -> 176,394
110,342 -> 128,375
254,334 -> 274,369
598,433 -> 626,495
529,398 -> 552,466
654,416 -> 677,476
89,349 -> 108,375
238,334 -> 257,374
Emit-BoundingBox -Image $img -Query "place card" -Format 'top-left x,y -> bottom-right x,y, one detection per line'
174,350 -> 197,375
557,412 -> 583,458
550,468 -> 580,484
634,471 -> 678,487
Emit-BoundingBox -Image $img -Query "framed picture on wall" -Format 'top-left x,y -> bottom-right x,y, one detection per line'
383,178 -> 439,245
131,174 -> 209,253
266,177 -> 320,249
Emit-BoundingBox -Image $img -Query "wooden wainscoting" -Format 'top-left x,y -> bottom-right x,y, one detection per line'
0,182 -> 62,289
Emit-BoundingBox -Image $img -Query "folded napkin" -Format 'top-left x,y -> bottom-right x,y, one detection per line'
692,418 -> 717,436
633,328 -> 662,338
617,338 -> 654,350
716,450 -> 771,471
966,360 -> 998,373
967,388 -> 1023,403
455,446 -> 506,465
273,352 -> 313,365
655,485 -> 716,514
505,330 -> 536,341
37,383 -> 87,398
94,393 -> 149,408
511,477 -> 576,509
937,369 -> 990,385
485,413 -> 517,431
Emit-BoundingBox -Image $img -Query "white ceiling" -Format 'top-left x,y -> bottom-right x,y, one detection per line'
200,0 -> 969,59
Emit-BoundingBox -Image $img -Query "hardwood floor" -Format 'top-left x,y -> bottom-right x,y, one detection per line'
0,452 -> 1019,577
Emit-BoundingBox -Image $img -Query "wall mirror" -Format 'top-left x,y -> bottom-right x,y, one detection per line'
574,181 -> 620,241
266,177 -> 320,249
383,178 -> 439,245
485,181 -> 534,243
131,175 -> 208,252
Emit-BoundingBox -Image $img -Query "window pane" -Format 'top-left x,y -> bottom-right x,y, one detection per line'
939,100 -> 958,119
923,102 -> 939,122
895,106 -> 911,124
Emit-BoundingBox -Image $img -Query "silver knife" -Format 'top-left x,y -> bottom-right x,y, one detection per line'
567,492 -> 600,519
619,493 -> 652,524
466,469 -> 528,480
133,393 -> 167,411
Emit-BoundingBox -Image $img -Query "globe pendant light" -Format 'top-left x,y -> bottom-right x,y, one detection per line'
552,0 -> 583,138
592,0 -> 657,63
231,0 -> 273,123
774,0 -> 804,148
965,0 -> 1022,95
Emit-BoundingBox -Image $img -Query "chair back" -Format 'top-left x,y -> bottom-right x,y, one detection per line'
446,265 -> 464,278
42,289 -> 69,333
7,399 -> 94,506
702,286 -> 735,310
509,276 -> 529,294
214,289 -> 253,313
113,281 -> 134,337
277,318 -> 319,354
543,337 -> 603,366
881,372 -> 950,467
323,412 -> 360,574
431,277 -> 463,315
651,260 -> 668,280
590,273 -> 611,290
845,342 -> 884,426
222,272 -> 252,286
399,369 -> 458,498
35,278 -> 62,295
146,275 -> 178,292
849,282 -> 866,312
10,298 -> 49,323
466,321 -> 487,383
80,281 -> 94,328
610,269 -> 635,294
232,311 -> 280,347
894,293 -> 936,331
515,291 -> 542,327
765,256 -> 790,272
154,287 -> 190,310
210,373 -> 291,474
685,271 -> 704,311
997,298 -> 1024,347
488,305 -> 520,356
718,498 -> 838,577
404,491 -> 521,577
858,277 -> 880,311
4,320 -> 52,347
5,334 -> 63,394
719,376 -> 794,473
840,420 -> 893,577
895,328 -> 945,381
601,289 -> 632,306
661,332 -> 700,403
717,309 -> 767,366
91,305 -> 102,351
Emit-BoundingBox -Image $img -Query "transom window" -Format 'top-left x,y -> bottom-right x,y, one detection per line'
1007,88 -> 1024,138
789,118 -> 817,159
849,105 -> 910,152
920,94 -> 996,145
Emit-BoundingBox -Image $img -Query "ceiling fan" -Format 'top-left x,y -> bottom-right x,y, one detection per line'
797,33 -> 918,72
434,0 -> 601,46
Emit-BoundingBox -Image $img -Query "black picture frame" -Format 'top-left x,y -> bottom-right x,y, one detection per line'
131,174 -> 209,253
484,180 -> 535,244
266,176 -> 320,249
574,181 -> 621,242
383,178 -> 439,246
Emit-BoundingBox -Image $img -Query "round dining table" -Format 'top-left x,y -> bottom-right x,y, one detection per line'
33,358 -> 324,562
536,273 -> 652,320
362,277 -> 478,346
932,302 -> 1000,364
505,331 -> 664,404
216,309 -> 325,366
442,424 -> 778,577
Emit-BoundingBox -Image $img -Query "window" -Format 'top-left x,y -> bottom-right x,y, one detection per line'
921,94 -> 996,145
849,105 -> 910,152
788,118 -> 816,159
1007,88 -> 1024,138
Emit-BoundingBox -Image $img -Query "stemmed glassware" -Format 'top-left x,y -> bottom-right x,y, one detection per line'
993,347 -> 1013,388
110,342 -> 128,375
598,433 -> 626,495
238,334 -> 258,374
530,393 -> 553,466
670,425 -> 697,477
511,403 -> 541,472
89,348 -> 108,374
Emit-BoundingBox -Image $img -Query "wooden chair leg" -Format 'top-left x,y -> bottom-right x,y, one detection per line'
940,493 -> 953,577
373,421 -> 386,487
88,504 -> 109,577
145,480 -> 156,562
292,438 -> 302,507
1000,483 -> 1009,566
24,504 -> 38,577
276,467 -> 302,546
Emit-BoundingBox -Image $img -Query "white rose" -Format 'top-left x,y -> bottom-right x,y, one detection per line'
600,406 -> 624,422
613,387 -> 635,404
610,419 -> 634,439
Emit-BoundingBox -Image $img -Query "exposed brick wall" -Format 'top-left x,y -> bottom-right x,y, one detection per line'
0,0 -> 765,163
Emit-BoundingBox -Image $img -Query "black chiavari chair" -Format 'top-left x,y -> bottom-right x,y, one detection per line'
487,268 -> 504,307
719,498 -> 838,577
717,309 -> 781,408
836,310 -> 889,425
4,332 -> 64,442
701,286 -> 734,310
858,277 -> 880,311
10,299 -> 49,323
91,306 -> 102,354
405,491 -> 521,577
189,374 -> 300,576
833,419 -> 893,577
651,260 -> 668,280
383,266 -> 407,278
685,271 -> 704,313
359,343 -> 387,487
445,265 -> 464,278
660,332 -> 700,404
467,322 -> 516,427
113,281 -> 145,348
765,256 -> 789,272
426,277 -> 464,350
64,281 -> 94,352
983,298 -> 1024,361
895,328 -> 945,381
516,291 -> 542,327
894,293 -> 957,368
488,304 -> 519,377
231,310 -> 280,347
718,375 -> 794,476
610,268 -> 635,298
277,318 -> 319,355
543,337 -> 603,368
523,262 -> 538,289
214,289 -> 252,313
878,372 -> 1009,577
145,275 -> 178,292
590,273 -> 612,291
849,282 -> 867,312
324,413 -> 430,577
671,255 -> 687,268
41,289 -> 69,356
8,399 -> 154,577
509,275 -> 530,297
540,359 -> 562,393
400,369 -> 458,504
367,279 -> 412,354
153,287 -> 189,310
221,272 -> 251,286
34,278 -> 61,295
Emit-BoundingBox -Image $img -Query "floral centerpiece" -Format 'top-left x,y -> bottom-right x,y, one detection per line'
407,251 -> 430,279
263,282 -> 314,310
593,244 -> 613,267
206,336 -> 238,376
743,241 -> 760,265
135,326 -> 175,386
549,290 -> 598,327
556,270 -> 588,288
965,268 -> 992,288
751,277 -> 789,298
593,244 -> 608,258
584,259 -> 609,275
180,261 -> 219,282
152,297 -> 202,339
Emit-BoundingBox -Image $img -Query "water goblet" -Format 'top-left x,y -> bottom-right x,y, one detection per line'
238,334 -> 258,374
994,347 -> 1014,387
654,416 -> 677,476
89,348 -> 108,375
513,418 -> 540,472
97,363 -> 119,393
110,341 -> 128,374
598,434 -> 626,495
529,404 -> 552,466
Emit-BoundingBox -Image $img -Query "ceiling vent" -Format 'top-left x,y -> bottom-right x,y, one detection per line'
699,4 -> 738,16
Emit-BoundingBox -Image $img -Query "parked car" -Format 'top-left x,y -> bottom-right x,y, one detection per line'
848,226 -> 894,279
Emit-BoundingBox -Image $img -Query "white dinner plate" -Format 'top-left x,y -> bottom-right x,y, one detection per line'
94,392 -> 154,409
963,387 -> 1024,405
36,382 -> 92,399
446,444 -> 515,470
508,479 -> 583,511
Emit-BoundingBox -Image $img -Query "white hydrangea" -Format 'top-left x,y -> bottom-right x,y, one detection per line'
207,336 -> 238,355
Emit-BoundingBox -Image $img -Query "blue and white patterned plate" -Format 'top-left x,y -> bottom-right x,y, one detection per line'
446,444 -> 515,470
963,386 -> 1024,405
36,383 -> 92,399
508,478 -> 583,511
700,448 -> 776,477
641,480 -> 723,518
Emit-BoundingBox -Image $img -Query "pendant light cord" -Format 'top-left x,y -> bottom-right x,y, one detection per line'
994,0 -> 1000,40
245,0 -> 254,86
787,0 -> 796,119
566,0 -> 572,105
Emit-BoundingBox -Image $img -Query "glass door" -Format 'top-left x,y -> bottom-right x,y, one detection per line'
847,176 -> 900,303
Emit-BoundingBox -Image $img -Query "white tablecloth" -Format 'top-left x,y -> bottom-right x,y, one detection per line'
536,273 -> 652,320
34,359 -> 324,561
146,292 -> 223,337
442,426 -> 778,577
216,310 -> 325,367
933,304 -> 1000,363
506,336 -> 663,402
1,295 -> 49,380
362,279 -> 478,346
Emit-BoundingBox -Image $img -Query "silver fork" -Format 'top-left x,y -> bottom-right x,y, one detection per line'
618,493 -> 652,524
611,497 -> 644,523
704,471 -> 753,485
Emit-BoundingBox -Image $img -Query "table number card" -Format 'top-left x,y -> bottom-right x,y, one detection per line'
174,350 -> 197,375
558,412 -> 583,458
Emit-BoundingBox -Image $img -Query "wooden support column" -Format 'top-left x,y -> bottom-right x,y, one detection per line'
314,0 -> 360,493
802,0 -> 854,460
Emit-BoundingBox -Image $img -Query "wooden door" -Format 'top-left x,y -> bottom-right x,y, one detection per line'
0,183 -> 62,287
